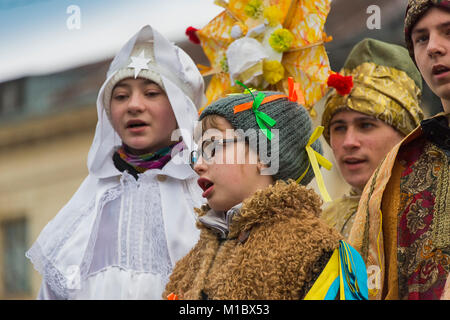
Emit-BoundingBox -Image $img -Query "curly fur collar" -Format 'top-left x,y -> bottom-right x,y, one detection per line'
196,180 -> 323,239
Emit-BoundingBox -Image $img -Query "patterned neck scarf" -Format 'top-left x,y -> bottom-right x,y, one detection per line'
117,141 -> 184,173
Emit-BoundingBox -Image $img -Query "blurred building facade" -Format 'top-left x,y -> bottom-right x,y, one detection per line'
0,61 -> 106,299
0,0 -> 441,299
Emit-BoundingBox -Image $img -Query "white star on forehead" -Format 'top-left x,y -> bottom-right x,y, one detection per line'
128,50 -> 151,78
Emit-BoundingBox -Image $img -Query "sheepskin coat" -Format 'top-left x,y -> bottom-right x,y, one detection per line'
163,180 -> 342,300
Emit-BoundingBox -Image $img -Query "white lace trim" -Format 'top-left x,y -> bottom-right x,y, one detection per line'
27,171 -> 174,299
117,172 -> 173,276
26,197 -> 97,299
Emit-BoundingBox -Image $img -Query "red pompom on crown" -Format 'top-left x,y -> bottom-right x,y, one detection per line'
327,73 -> 353,96
185,26 -> 200,44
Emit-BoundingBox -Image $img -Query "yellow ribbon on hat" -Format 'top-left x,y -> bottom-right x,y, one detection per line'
296,126 -> 332,202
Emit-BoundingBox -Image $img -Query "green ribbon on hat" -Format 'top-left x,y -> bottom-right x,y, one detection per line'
235,80 -> 277,140
253,91 -> 277,140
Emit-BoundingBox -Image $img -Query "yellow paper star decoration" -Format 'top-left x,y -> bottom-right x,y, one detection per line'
196,0 -> 333,116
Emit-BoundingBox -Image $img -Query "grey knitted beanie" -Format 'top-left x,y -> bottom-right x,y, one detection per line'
199,91 -> 322,185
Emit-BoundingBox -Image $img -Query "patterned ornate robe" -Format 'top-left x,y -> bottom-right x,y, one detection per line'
348,114 -> 450,300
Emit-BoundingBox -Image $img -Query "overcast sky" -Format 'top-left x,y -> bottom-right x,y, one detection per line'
0,0 -> 223,82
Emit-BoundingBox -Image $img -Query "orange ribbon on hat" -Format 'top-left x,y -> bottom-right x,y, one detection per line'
288,77 -> 305,105
233,94 -> 287,113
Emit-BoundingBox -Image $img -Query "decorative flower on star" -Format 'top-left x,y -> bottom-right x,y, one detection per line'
187,0 -> 333,116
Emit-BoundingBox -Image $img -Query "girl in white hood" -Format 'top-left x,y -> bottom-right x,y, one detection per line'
26,25 -> 206,299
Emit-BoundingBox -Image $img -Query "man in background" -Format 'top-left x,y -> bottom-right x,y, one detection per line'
348,0 -> 450,300
321,38 -> 423,239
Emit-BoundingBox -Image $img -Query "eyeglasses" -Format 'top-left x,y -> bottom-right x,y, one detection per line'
189,137 -> 244,168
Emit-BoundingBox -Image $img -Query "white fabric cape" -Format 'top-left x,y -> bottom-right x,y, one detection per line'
26,25 -> 206,299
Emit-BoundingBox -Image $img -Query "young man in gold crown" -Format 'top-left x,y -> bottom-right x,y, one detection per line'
321,38 -> 423,239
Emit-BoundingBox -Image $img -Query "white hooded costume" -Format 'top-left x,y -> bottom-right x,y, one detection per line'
26,25 -> 206,299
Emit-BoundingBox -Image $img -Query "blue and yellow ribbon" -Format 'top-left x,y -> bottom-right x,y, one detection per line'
304,240 -> 368,300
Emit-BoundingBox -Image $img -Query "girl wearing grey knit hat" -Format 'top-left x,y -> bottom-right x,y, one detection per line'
163,90 -> 368,300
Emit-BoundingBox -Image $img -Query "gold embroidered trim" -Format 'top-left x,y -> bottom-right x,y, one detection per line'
432,145 -> 450,249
